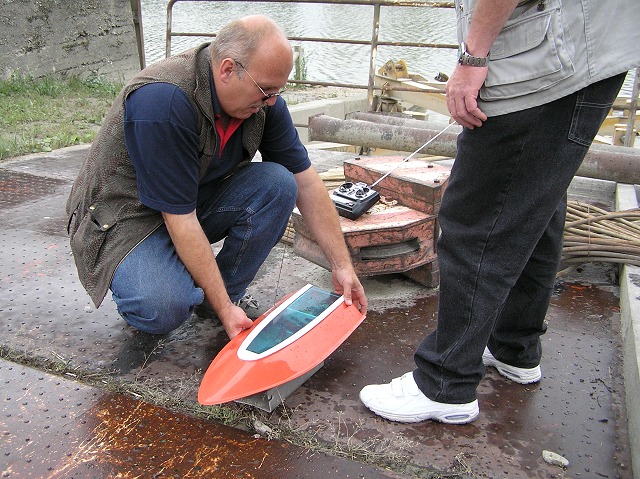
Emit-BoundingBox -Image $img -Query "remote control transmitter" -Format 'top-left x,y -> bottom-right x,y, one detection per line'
330,182 -> 380,220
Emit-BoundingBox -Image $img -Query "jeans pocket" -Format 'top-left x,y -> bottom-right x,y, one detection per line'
568,73 -> 627,147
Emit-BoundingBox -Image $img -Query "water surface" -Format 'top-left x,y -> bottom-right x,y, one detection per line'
140,0 -> 634,96
140,0 -> 458,84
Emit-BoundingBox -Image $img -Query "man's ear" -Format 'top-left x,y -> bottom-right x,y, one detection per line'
218,58 -> 236,83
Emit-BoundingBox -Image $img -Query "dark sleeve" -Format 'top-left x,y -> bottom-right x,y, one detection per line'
259,96 -> 312,173
124,83 -> 200,214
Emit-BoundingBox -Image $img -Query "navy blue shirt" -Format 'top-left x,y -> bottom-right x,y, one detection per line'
124,82 -> 310,214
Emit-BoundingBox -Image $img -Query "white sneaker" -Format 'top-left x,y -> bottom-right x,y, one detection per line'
482,347 -> 541,384
359,372 -> 479,424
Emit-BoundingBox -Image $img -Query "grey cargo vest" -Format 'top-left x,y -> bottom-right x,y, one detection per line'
66,43 -> 266,307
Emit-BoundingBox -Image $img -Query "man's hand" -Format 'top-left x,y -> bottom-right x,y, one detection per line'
218,302 -> 254,339
294,168 -> 369,316
445,0 -> 520,128
446,64 -> 489,129
332,265 -> 368,315
162,211 -> 254,340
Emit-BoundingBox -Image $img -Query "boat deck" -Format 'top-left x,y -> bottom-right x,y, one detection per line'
0,146 -> 633,478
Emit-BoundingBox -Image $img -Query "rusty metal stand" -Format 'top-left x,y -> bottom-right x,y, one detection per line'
293,156 -> 450,287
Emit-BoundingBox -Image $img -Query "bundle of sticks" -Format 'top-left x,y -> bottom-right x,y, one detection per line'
563,201 -> 640,267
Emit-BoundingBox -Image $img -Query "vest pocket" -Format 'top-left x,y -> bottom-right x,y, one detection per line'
480,0 -> 575,101
70,202 -> 117,275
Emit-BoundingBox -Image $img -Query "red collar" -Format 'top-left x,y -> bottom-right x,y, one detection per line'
214,114 -> 243,154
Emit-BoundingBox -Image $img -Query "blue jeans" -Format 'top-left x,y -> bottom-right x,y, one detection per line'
413,73 -> 626,404
110,162 -> 297,334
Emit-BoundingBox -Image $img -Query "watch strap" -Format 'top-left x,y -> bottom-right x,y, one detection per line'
458,42 -> 489,67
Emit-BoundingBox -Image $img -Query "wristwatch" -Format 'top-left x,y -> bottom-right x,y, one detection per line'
458,42 -> 489,67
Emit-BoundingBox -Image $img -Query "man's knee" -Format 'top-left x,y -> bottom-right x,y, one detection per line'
113,285 -> 202,334
256,163 -> 298,206
117,297 -> 194,334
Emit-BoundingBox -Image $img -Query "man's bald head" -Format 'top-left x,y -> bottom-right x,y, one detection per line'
210,15 -> 292,67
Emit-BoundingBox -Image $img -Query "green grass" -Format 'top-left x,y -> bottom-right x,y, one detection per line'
0,74 -> 121,161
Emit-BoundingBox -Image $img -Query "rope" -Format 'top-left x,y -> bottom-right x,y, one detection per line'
562,201 -> 640,267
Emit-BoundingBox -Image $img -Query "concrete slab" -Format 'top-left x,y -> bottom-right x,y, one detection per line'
616,182 -> 640,479
0,146 -> 634,478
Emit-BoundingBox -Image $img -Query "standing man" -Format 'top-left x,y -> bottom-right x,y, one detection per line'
360,0 -> 640,423
66,15 -> 367,340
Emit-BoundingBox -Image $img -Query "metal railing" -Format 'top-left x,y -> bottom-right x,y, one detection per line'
165,0 -> 455,109
163,0 -> 638,146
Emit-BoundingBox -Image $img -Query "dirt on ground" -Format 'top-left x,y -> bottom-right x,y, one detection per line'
282,85 -> 366,105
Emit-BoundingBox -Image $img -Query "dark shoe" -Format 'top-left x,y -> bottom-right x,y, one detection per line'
234,293 -> 261,319
194,293 -> 261,320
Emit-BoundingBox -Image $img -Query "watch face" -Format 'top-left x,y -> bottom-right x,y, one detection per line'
458,42 -> 466,59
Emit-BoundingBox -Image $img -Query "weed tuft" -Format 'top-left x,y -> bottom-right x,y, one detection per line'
0,73 -> 121,161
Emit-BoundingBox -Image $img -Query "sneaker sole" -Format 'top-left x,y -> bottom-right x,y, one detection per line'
362,401 -> 479,424
483,351 -> 541,384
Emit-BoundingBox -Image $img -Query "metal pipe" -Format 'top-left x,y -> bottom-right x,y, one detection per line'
168,31 -> 455,50
286,80 -> 446,92
291,80 -> 369,89
308,114 -> 640,183
166,0 -> 176,57
579,143 -> 640,183
349,112 -> 463,133
309,114 -> 459,157
168,0 -> 454,8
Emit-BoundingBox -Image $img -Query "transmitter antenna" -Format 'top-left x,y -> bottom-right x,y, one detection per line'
371,121 -> 457,188
330,121 -> 457,220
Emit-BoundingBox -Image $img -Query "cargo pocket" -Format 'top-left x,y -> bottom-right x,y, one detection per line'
480,0 -> 575,101
70,202 -> 117,276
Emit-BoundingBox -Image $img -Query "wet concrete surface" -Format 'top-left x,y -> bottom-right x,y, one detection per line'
1,360 -> 401,479
0,146 -> 633,478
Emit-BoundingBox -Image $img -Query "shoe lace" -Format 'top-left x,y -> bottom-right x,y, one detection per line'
235,293 -> 259,310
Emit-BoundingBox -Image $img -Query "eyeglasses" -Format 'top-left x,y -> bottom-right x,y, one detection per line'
234,59 -> 287,102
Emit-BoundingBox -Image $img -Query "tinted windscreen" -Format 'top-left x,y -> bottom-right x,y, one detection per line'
246,287 -> 340,354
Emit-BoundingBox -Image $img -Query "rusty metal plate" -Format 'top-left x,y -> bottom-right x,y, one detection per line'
0,170 -> 68,211
0,360 -> 400,478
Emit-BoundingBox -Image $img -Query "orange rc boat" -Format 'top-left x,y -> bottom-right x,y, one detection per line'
198,284 -> 366,405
